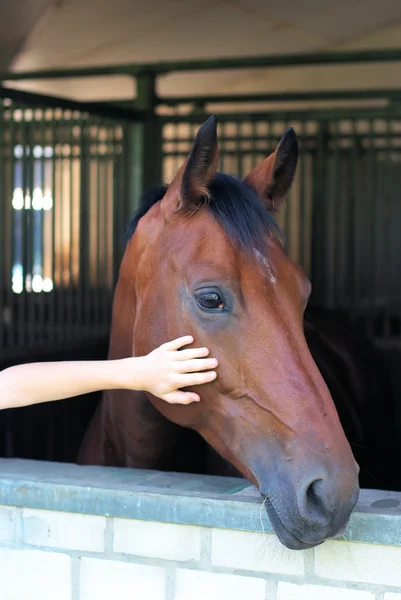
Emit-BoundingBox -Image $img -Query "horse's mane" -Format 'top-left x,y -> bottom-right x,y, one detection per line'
123,173 -> 281,254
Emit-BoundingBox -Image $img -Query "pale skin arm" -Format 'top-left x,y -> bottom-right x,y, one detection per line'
0,336 -> 218,411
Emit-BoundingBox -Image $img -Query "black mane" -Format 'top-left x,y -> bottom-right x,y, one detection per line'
123,173 -> 281,254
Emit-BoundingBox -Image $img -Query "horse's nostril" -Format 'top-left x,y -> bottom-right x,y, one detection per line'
298,477 -> 330,527
308,478 -> 323,502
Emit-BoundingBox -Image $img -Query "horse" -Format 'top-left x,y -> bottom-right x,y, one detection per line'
78,115 -> 360,550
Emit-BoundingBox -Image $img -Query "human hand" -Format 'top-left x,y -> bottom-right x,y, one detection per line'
116,336 -> 218,404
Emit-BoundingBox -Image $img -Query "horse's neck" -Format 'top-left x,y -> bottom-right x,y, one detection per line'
102,387 -> 183,469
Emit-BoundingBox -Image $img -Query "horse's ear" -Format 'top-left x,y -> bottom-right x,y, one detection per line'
161,115 -> 219,219
244,128 -> 298,212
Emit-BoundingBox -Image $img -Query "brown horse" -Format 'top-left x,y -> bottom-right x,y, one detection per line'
78,116 -> 359,550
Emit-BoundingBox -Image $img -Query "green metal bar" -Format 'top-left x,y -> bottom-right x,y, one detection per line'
49,108 -> 56,340
158,89 -> 401,106
0,99 -> 4,350
101,126 -> 110,330
236,121 -> 242,177
250,120 -> 257,168
19,113 -> 29,348
310,120 -> 329,306
349,118 -> 358,319
112,126 -> 123,286
67,113 -> 74,340
79,120 -> 90,336
57,112 -> 65,343
37,110 -> 46,344
367,118 -> 376,337
95,120 -> 101,331
384,117 -> 392,338
90,89 -> 401,107
137,73 -> 163,192
298,119 -> 306,270
0,86 -> 143,121
159,107 -> 401,123
331,119 -> 340,307
4,48 -> 401,80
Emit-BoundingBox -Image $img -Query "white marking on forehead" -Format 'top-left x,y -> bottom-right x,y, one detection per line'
253,249 -> 277,284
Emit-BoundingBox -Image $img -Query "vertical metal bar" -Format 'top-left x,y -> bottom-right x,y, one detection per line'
113,124 -> 122,286
19,109 -> 28,349
251,120 -> 257,168
102,124 -> 110,331
79,117 -> 90,338
49,108 -> 56,342
310,119 -> 328,306
94,119 -> 101,333
367,118 -> 376,337
56,112 -> 64,341
220,121 -> 225,172
37,109 -> 46,345
331,119 -> 340,307
8,104 -> 16,349
0,98 -> 4,352
27,113 -> 36,347
68,111 -> 74,339
323,119 -> 337,309
348,118 -> 358,321
385,116 -> 393,338
236,121 -> 242,177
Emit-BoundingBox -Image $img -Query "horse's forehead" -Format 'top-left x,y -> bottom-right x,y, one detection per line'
253,249 -> 277,284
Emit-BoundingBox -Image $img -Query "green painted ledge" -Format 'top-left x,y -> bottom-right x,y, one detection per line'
0,458 -> 401,547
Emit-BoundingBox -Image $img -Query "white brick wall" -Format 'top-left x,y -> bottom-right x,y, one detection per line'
315,540 -> 401,587
211,528 -> 305,575
0,548 -> 71,600
113,518 -> 201,561
1,503 -> 401,600
23,508 -> 106,552
0,506 -> 16,544
175,568 -> 266,600
80,558 -> 166,600
277,583 -> 376,600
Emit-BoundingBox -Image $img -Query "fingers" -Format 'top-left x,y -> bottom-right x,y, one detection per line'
177,371 -> 217,387
177,358 -> 218,373
161,336 -> 194,351
163,391 -> 201,405
175,347 -> 210,360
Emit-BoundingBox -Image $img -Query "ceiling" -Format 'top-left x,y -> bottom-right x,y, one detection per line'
3,0 -> 401,101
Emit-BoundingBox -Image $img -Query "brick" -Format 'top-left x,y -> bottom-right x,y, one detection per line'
315,540 -> 401,586
23,508 -> 106,552
211,529 -> 305,575
277,583 -> 375,600
175,569 -> 266,600
80,557 -> 165,600
0,548 -> 71,600
0,506 -> 16,544
113,518 -> 201,561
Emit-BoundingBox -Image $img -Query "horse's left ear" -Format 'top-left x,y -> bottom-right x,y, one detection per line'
161,115 -> 219,219
244,128 -> 298,212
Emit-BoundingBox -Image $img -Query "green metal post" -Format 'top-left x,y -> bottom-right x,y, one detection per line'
124,73 -> 162,216
310,120 -> 330,307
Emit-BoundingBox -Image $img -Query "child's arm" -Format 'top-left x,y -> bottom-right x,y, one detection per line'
0,336 -> 218,411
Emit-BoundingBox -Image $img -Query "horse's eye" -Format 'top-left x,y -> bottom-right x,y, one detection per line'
196,291 -> 224,311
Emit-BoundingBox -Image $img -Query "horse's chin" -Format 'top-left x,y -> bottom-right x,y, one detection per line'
262,495 -> 326,551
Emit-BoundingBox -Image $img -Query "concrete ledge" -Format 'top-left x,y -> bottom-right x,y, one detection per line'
0,458 -> 400,547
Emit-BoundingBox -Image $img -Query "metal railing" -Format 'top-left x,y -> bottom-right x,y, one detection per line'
0,89 -> 140,362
